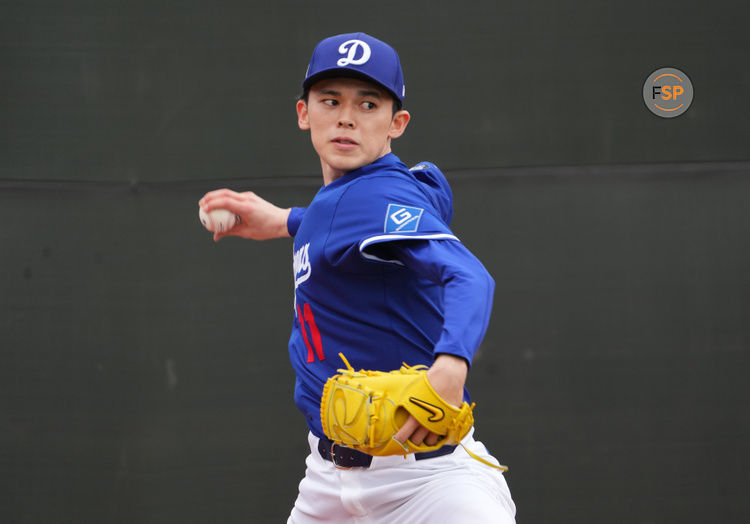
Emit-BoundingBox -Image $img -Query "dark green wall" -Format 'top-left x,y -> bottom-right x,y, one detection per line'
2,1 -> 750,523
3,163 -> 749,523
1,1 -> 748,183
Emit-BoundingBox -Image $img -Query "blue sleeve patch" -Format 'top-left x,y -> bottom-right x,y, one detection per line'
385,204 -> 424,233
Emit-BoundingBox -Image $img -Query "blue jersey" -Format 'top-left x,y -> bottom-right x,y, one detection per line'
288,153 -> 493,438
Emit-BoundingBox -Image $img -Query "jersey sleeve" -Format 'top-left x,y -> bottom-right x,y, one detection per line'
287,206 -> 307,237
324,175 -> 458,268
389,239 -> 495,365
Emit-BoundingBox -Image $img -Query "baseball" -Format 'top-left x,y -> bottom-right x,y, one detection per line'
199,208 -> 237,233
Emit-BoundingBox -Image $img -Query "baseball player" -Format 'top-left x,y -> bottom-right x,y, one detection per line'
199,32 -> 516,523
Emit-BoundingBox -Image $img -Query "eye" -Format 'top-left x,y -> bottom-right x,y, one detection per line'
322,99 -> 338,107
361,101 -> 377,110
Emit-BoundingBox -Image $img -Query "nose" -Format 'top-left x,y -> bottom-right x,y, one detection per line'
338,105 -> 355,128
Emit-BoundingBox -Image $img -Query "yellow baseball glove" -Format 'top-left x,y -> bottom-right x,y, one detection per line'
320,353 -> 475,457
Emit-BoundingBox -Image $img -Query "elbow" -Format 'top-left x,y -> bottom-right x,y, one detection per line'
462,264 -> 494,297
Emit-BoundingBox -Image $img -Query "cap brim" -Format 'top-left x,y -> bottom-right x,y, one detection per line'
302,68 -> 401,103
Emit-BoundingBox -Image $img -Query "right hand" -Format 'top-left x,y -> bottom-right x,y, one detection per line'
393,354 -> 468,449
198,189 -> 291,242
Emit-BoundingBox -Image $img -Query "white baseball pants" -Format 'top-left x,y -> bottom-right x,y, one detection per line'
288,428 -> 516,523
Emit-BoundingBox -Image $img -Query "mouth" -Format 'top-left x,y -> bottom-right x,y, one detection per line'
331,136 -> 359,147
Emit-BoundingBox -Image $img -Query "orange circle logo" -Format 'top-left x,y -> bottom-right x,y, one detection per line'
643,67 -> 693,118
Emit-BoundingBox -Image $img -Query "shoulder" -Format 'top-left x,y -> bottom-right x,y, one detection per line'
340,160 -> 454,225
342,160 -> 450,203
344,170 -> 422,199
332,171 -> 434,231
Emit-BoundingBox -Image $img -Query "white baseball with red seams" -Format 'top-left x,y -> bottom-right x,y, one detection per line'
199,208 -> 237,233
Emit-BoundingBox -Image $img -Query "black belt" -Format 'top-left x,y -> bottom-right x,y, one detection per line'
317,438 -> 457,469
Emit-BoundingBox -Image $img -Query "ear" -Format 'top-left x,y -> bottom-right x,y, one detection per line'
388,110 -> 411,139
296,99 -> 310,130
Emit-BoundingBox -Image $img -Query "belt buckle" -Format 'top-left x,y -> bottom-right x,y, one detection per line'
330,443 -> 353,470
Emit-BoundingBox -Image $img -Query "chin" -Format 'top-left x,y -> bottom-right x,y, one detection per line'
325,152 -> 372,173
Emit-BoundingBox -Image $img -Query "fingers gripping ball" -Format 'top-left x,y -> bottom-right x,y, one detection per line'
320,354 -> 475,457
199,208 -> 239,233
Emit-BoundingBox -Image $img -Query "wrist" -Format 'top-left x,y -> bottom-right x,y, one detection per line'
432,353 -> 469,377
428,354 -> 468,406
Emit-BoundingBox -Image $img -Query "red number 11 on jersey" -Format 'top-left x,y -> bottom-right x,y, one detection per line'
297,302 -> 325,362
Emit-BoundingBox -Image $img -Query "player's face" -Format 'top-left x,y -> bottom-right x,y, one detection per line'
297,77 -> 410,184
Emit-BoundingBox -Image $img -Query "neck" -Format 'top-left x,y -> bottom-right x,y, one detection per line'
320,144 -> 393,186
321,162 -> 347,186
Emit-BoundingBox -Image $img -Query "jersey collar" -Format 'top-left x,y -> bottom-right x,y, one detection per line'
323,153 -> 406,191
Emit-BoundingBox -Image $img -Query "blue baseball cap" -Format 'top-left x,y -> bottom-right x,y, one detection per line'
302,32 -> 405,104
